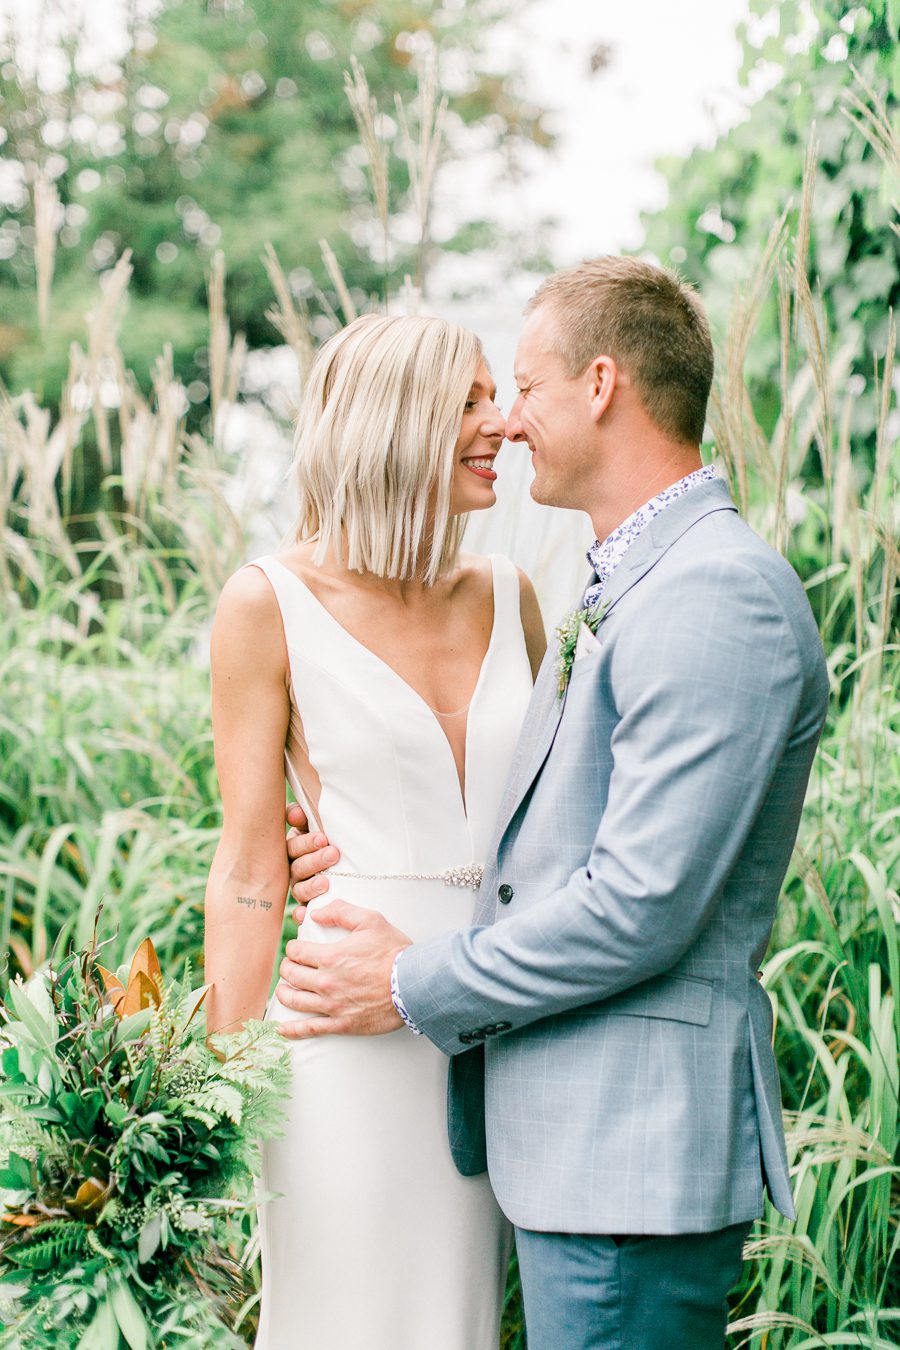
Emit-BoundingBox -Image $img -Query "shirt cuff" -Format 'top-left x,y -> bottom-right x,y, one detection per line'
390,952 -> 422,1035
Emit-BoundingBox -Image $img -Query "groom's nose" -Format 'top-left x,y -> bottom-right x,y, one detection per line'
505,397 -> 526,442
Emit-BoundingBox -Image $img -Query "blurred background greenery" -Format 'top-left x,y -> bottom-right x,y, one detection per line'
0,0 -> 897,1346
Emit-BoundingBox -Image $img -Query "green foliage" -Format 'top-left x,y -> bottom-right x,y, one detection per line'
643,0 -> 899,450
0,931 -> 290,1348
553,602 -> 607,699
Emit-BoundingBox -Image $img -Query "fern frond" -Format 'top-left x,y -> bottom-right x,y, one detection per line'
5,1219 -> 89,1270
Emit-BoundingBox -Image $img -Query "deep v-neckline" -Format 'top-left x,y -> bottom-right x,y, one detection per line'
266,555 -> 499,819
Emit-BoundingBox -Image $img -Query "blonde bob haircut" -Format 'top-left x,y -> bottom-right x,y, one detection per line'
291,313 -> 483,584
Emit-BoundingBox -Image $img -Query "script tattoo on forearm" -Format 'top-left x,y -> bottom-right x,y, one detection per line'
235,895 -> 273,913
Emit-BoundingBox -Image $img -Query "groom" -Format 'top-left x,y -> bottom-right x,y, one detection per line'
274,257 -> 829,1349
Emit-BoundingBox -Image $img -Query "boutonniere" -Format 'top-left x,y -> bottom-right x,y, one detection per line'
555,602 -> 608,700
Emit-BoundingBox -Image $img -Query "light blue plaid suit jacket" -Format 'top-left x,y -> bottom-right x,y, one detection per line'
397,479 -> 829,1235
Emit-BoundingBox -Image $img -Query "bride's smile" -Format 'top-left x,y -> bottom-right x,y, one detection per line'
451,359 -> 505,511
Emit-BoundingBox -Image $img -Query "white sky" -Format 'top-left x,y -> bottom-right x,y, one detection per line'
494,0 -> 751,262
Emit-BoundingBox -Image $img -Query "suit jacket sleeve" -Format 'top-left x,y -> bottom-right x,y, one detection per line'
396,555 -> 821,1057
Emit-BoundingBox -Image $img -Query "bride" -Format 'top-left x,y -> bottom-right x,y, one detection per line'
203,313 -> 545,1349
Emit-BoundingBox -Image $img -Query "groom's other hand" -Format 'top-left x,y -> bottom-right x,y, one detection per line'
275,901 -> 409,1038
284,804 -> 340,923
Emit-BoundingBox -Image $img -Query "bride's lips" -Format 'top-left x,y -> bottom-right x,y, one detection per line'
461,455 -> 498,482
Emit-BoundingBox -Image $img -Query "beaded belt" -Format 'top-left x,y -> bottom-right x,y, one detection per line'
327,864 -> 484,891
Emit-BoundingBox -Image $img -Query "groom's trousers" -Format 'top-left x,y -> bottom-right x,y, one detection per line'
514,1220 -> 752,1350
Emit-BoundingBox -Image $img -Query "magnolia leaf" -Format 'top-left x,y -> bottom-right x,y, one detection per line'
96,964 -> 127,1014
70,1177 -> 107,1215
128,938 -> 162,997
121,970 -> 160,1018
1,1213 -> 40,1227
109,1277 -> 149,1350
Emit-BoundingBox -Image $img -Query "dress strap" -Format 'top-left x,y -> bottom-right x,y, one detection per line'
244,555 -> 328,651
487,553 -> 523,645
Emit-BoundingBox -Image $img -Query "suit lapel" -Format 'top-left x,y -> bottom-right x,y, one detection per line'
593,477 -> 738,619
480,575 -> 588,869
491,479 -> 738,851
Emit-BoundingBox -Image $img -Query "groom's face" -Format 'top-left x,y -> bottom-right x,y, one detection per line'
507,307 -> 596,509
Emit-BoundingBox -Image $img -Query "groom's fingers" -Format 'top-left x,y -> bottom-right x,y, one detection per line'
302,899 -> 369,931
278,1015 -> 347,1040
287,829 -> 340,907
279,946 -> 328,986
285,802 -> 309,833
274,982 -> 328,1015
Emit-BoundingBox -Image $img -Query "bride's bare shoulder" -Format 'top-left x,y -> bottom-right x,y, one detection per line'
213,561 -> 287,658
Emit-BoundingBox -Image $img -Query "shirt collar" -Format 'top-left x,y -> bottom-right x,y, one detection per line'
586,466 -> 717,585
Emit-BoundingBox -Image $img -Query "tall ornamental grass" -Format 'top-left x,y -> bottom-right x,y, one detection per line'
717,136 -> 899,1350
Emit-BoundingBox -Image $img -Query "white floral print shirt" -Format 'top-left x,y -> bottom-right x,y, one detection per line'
583,465 -> 717,610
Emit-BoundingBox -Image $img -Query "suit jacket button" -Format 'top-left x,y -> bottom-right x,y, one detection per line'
458,1032 -> 474,1045
498,883 -> 514,904
493,1021 -> 512,1032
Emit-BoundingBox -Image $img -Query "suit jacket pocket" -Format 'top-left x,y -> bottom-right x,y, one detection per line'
578,973 -> 714,1027
566,644 -> 603,689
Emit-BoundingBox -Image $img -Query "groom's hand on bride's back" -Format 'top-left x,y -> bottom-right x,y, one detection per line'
284,803 -> 340,923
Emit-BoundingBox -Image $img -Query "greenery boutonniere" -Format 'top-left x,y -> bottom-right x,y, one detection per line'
555,602 -> 608,700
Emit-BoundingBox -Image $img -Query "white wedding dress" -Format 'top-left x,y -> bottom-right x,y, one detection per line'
248,552 -> 534,1350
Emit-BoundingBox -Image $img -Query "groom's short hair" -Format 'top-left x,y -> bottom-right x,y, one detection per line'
526,256 -> 714,445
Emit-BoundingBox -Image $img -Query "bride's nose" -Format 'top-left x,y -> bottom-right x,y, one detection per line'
481,407 -> 505,441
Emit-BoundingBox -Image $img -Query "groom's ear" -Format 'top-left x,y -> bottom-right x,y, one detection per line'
586,355 -> 618,423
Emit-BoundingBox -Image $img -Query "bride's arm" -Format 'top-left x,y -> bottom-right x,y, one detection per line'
204,568 -> 291,1035
517,568 -> 546,680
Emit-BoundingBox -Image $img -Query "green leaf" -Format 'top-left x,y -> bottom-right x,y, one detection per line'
131,1055 -> 155,1108
77,1295 -> 119,1350
109,1278 -> 148,1350
0,1152 -> 31,1187
180,982 -> 210,1033
7,982 -> 57,1051
104,1099 -> 129,1127
137,1212 -> 161,1264
116,1008 -> 153,1042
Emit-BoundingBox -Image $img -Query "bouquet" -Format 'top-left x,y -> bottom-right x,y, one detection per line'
0,928 -> 289,1349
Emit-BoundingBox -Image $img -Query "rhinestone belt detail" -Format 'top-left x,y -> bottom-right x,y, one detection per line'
327,865 -> 485,891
